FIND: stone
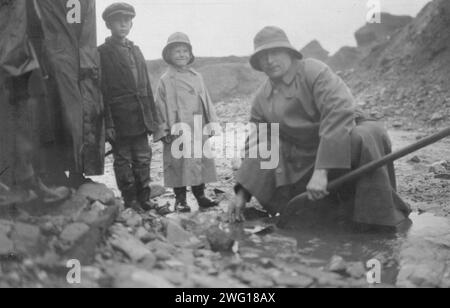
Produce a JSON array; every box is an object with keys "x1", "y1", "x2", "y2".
[
  {"x1": 146, "y1": 240, "x2": 177, "y2": 254},
  {"x1": 139, "y1": 253, "x2": 157, "y2": 269},
  {"x1": 193, "y1": 249, "x2": 221, "y2": 259},
  {"x1": 327, "y1": 255, "x2": 347, "y2": 273},
  {"x1": 429, "y1": 161, "x2": 447, "y2": 174},
  {"x1": 78, "y1": 183, "x2": 115, "y2": 205},
  {"x1": 135, "y1": 227, "x2": 156, "y2": 244},
  {"x1": 345, "y1": 262, "x2": 367, "y2": 279},
  {"x1": 62, "y1": 204, "x2": 119, "y2": 265},
  {"x1": 191, "y1": 274, "x2": 236, "y2": 288},
  {"x1": 154, "y1": 250, "x2": 172, "y2": 261},
  {"x1": 77, "y1": 202, "x2": 105, "y2": 225},
  {"x1": 397, "y1": 213, "x2": 450, "y2": 288},
  {"x1": 81, "y1": 266, "x2": 103, "y2": 281},
  {"x1": 53, "y1": 195, "x2": 90, "y2": 219},
  {"x1": 40, "y1": 221, "x2": 59, "y2": 236},
  {"x1": 0, "y1": 231, "x2": 13, "y2": 256},
  {"x1": 392, "y1": 121, "x2": 403, "y2": 128},
  {"x1": 150, "y1": 184, "x2": 167, "y2": 198},
  {"x1": 110, "y1": 226, "x2": 152, "y2": 262},
  {"x1": 260, "y1": 258, "x2": 277, "y2": 269},
  {"x1": 0, "y1": 182, "x2": 10, "y2": 194},
  {"x1": 0, "y1": 219, "x2": 12, "y2": 234},
  {"x1": 165, "y1": 259, "x2": 184, "y2": 268},
  {"x1": 195, "y1": 257, "x2": 216, "y2": 271},
  {"x1": 206, "y1": 226, "x2": 235, "y2": 252},
  {"x1": 10, "y1": 223, "x2": 43, "y2": 256},
  {"x1": 434, "y1": 173, "x2": 450, "y2": 180},
  {"x1": 60, "y1": 223, "x2": 90, "y2": 243},
  {"x1": 113, "y1": 266, "x2": 175, "y2": 288},
  {"x1": 164, "y1": 219, "x2": 198, "y2": 247},
  {"x1": 119, "y1": 209, "x2": 143, "y2": 228},
  {"x1": 294, "y1": 264, "x2": 345, "y2": 287},
  {"x1": 235, "y1": 271, "x2": 275, "y2": 288},
  {"x1": 430, "y1": 112, "x2": 445, "y2": 122},
  {"x1": 159, "y1": 271, "x2": 188, "y2": 287},
  {"x1": 273, "y1": 274, "x2": 314, "y2": 288},
  {"x1": 409, "y1": 156, "x2": 421, "y2": 163}
]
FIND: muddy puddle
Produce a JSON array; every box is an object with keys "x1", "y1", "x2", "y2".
[{"x1": 229, "y1": 212, "x2": 449, "y2": 287}]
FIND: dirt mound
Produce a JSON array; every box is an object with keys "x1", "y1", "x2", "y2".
[
  {"x1": 345, "y1": 0, "x2": 450, "y2": 127},
  {"x1": 300, "y1": 40, "x2": 330, "y2": 63},
  {"x1": 355, "y1": 13, "x2": 413, "y2": 47},
  {"x1": 328, "y1": 46, "x2": 362, "y2": 72},
  {"x1": 199, "y1": 63, "x2": 265, "y2": 102},
  {"x1": 146, "y1": 56, "x2": 265, "y2": 102}
]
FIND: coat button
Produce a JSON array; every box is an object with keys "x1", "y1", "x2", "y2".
[{"x1": 276, "y1": 168, "x2": 283, "y2": 174}]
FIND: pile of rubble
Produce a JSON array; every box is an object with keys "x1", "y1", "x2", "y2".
[{"x1": 0, "y1": 183, "x2": 119, "y2": 287}]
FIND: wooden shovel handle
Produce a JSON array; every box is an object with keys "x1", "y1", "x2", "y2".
[{"x1": 277, "y1": 127, "x2": 450, "y2": 228}]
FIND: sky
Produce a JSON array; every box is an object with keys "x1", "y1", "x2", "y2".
[{"x1": 96, "y1": 0, "x2": 431, "y2": 60}]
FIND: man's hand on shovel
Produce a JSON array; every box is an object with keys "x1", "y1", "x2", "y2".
[
  {"x1": 306, "y1": 169, "x2": 330, "y2": 201},
  {"x1": 278, "y1": 127, "x2": 450, "y2": 229}
]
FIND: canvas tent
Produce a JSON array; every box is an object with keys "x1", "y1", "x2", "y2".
[{"x1": 0, "y1": 0, "x2": 104, "y2": 186}]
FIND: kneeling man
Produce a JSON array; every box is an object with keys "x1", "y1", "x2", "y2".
[{"x1": 229, "y1": 26, "x2": 411, "y2": 228}]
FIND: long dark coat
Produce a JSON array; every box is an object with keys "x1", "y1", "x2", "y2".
[
  {"x1": 236, "y1": 59, "x2": 411, "y2": 227},
  {"x1": 98, "y1": 38, "x2": 161, "y2": 138},
  {"x1": 34, "y1": 0, "x2": 105, "y2": 176}
]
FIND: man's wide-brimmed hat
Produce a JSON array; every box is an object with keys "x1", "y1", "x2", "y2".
[
  {"x1": 102, "y1": 2, "x2": 136, "y2": 22},
  {"x1": 250, "y1": 26, "x2": 303, "y2": 71},
  {"x1": 162, "y1": 32, "x2": 195, "y2": 65}
]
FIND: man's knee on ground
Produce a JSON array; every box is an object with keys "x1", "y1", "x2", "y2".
[{"x1": 350, "y1": 121, "x2": 392, "y2": 165}]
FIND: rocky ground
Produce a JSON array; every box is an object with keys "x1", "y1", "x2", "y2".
[{"x1": 0, "y1": 97, "x2": 449, "y2": 288}]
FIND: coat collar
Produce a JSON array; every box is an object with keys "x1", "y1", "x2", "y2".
[
  {"x1": 106, "y1": 36, "x2": 134, "y2": 48},
  {"x1": 264, "y1": 60, "x2": 300, "y2": 98},
  {"x1": 167, "y1": 65, "x2": 198, "y2": 77}
]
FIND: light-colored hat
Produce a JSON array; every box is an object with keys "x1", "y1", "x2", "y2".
[
  {"x1": 162, "y1": 32, "x2": 195, "y2": 65},
  {"x1": 250, "y1": 26, "x2": 303, "y2": 71},
  {"x1": 102, "y1": 2, "x2": 136, "y2": 22}
]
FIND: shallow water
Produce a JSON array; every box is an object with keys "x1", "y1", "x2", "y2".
[{"x1": 236, "y1": 212, "x2": 450, "y2": 286}]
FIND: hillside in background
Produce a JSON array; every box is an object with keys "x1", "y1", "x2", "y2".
[
  {"x1": 146, "y1": 0, "x2": 449, "y2": 128},
  {"x1": 146, "y1": 57, "x2": 265, "y2": 102},
  {"x1": 303, "y1": 13, "x2": 414, "y2": 73},
  {"x1": 344, "y1": 0, "x2": 450, "y2": 126},
  {"x1": 300, "y1": 40, "x2": 329, "y2": 63}
]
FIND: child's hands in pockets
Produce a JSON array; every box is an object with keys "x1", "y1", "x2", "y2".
[{"x1": 106, "y1": 128, "x2": 116, "y2": 143}]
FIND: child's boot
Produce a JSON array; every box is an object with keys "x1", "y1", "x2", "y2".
[
  {"x1": 138, "y1": 186, "x2": 158, "y2": 211},
  {"x1": 174, "y1": 187, "x2": 190, "y2": 213},
  {"x1": 192, "y1": 184, "x2": 218, "y2": 209},
  {"x1": 123, "y1": 187, "x2": 140, "y2": 210}
]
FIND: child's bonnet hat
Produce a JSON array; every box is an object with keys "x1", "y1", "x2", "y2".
[{"x1": 162, "y1": 32, "x2": 195, "y2": 65}]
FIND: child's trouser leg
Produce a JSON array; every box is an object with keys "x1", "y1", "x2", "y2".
[
  {"x1": 130, "y1": 134, "x2": 152, "y2": 209},
  {"x1": 174, "y1": 187, "x2": 190, "y2": 213},
  {"x1": 113, "y1": 137, "x2": 137, "y2": 207},
  {"x1": 192, "y1": 184, "x2": 218, "y2": 209}
]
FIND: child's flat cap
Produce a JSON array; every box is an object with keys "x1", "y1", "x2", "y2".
[{"x1": 102, "y1": 2, "x2": 136, "y2": 21}]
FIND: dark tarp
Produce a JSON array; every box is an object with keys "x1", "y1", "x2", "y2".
[
  {"x1": 1, "y1": 0, "x2": 105, "y2": 186},
  {"x1": 36, "y1": 0, "x2": 105, "y2": 176},
  {"x1": 0, "y1": 0, "x2": 39, "y2": 184},
  {"x1": 0, "y1": 0, "x2": 39, "y2": 78}
]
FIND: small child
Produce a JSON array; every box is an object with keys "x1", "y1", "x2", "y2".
[
  {"x1": 155, "y1": 32, "x2": 218, "y2": 213},
  {"x1": 99, "y1": 3, "x2": 161, "y2": 211}
]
